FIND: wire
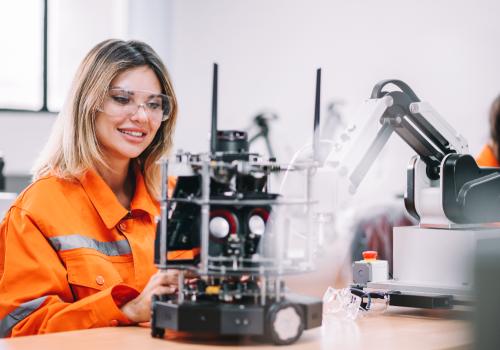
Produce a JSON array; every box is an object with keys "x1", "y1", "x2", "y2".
[
  {"x1": 274, "y1": 139, "x2": 338, "y2": 242},
  {"x1": 278, "y1": 139, "x2": 336, "y2": 194}
]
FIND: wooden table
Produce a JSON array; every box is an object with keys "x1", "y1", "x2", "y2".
[{"x1": 0, "y1": 307, "x2": 471, "y2": 350}]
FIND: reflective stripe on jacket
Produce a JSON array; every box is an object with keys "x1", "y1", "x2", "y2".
[{"x1": 0, "y1": 169, "x2": 173, "y2": 337}]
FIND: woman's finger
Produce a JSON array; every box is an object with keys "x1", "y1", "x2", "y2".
[{"x1": 153, "y1": 285, "x2": 177, "y2": 296}]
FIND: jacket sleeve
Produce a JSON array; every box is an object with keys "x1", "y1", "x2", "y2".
[
  {"x1": 168, "y1": 176, "x2": 177, "y2": 198},
  {"x1": 476, "y1": 144, "x2": 499, "y2": 167},
  {"x1": 0, "y1": 206, "x2": 140, "y2": 337}
]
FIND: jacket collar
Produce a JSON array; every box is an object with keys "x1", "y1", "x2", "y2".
[
  {"x1": 78, "y1": 167, "x2": 159, "y2": 229},
  {"x1": 131, "y1": 169, "x2": 160, "y2": 218}
]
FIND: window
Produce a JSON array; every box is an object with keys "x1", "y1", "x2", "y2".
[
  {"x1": 0, "y1": 1, "x2": 44, "y2": 110},
  {"x1": 47, "y1": 0, "x2": 127, "y2": 111},
  {"x1": 0, "y1": 0, "x2": 128, "y2": 112}
]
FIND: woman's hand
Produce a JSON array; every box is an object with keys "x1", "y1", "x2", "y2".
[{"x1": 120, "y1": 270, "x2": 178, "y2": 323}]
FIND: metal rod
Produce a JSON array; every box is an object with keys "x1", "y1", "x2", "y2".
[
  {"x1": 306, "y1": 165, "x2": 313, "y2": 267},
  {"x1": 200, "y1": 159, "x2": 211, "y2": 274},
  {"x1": 159, "y1": 159, "x2": 168, "y2": 268},
  {"x1": 177, "y1": 270, "x2": 185, "y2": 304},
  {"x1": 168, "y1": 198, "x2": 315, "y2": 206},
  {"x1": 276, "y1": 207, "x2": 285, "y2": 276},
  {"x1": 260, "y1": 273, "x2": 267, "y2": 306},
  {"x1": 275, "y1": 277, "x2": 282, "y2": 302},
  {"x1": 264, "y1": 134, "x2": 275, "y2": 158},
  {"x1": 313, "y1": 68, "x2": 321, "y2": 163},
  {"x1": 210, "y1": 63, "x2": 218, "y2": 154}
]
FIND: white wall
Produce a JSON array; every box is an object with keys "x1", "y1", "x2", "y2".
[
  {"x1": 0, "y1": 0, "x2": 173, "y2": 175},
  {"x1": 2, "y1": 0, "x2": 499, "y2": 203},
  {"x1": 0, "y1": 113, "x2": 55, "y2": 175},
  {"x1": 168, "y1": 0, "x2": 500, "y2": 201}
]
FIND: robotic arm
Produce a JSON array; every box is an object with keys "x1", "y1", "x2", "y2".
[{"x1": 336, "y1": 80, "x2": 500, "y2": 227}]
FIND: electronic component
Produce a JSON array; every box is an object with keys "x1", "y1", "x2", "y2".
[
  {"x1": 352, "y1": 251, "x2": 388, "y2": 286},
  {"x1": 344, "y1": 80, "x2": 500, "y2": 308},
  {"x1": 151, "y1": 64, "x2": 324, "y2": 345}
]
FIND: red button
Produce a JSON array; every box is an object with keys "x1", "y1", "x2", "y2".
[
  {"x1": 118, "y1": 222, "x2": 127, "y2": 231},
  {"x1": 362, "y1": 250, "x2": 378, "y2": 260},
  {"x1": 109, "y1": 319, "x2": 119, "y2": 327}
]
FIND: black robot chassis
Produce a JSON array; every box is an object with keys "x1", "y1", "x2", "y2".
[{"x1": 151, "y1": 64, "x2": 324, "y2": 345}]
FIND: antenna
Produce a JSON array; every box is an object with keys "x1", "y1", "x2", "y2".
[
  {"x1": 210, "y1": 63, "x2": 218, "y2": 154},
  {"x1": 313, "y1": 68, "x2": 321, "y2": 162}
]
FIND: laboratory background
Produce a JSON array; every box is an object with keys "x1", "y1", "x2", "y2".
[
  {"x1": 1, "y1": 0, "x2": 498, "y2": 196},
  {"x1": 1, "y1": 0, "x2": 500, "y2": 349}
]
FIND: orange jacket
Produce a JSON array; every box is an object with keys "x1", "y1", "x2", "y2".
[
  {"x1": 0, "y1": 169, "x2": 174, "y2": 337},
  {"x1": 476, "y1": 144, "x2": 499, "y2": 167}
]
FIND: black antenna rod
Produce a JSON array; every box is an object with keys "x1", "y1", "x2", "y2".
[
  {"x1": 210, "y1": 63, "x2": 218, "y2": 154},
  {"x1": 313, "y1": 68, "x2": 321, "y2": 162}
]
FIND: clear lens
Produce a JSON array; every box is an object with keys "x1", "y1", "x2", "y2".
[
  {"x1": 101, "y1": 88, "x2": 171, "y2": 122},
  {"x1": 322, "y1": 287, "x2": 362, "y2": 320}
]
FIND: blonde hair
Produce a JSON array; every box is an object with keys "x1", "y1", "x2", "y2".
[{"x1": 32, "y1": 39, "x2": 177, "y2": 199}]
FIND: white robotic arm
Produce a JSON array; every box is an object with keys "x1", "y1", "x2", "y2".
[
  {"x1": 332, "y1": 80, "x2": 500, "y2": 227},
  {"x1": 346, "y1": 80, "x2": 500, "y2": 307}
]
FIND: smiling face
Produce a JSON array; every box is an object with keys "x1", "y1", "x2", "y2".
[{"x1": 95, "y1": 65, "x2": 163, "y2": 164}]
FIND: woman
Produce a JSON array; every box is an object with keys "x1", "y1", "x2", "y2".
[
  {"x1": 477, "y1": 95, "x2": 500, "y2": 167},
  {"x1": 0, "y1": 39, "x2": 178, "y2": 337}
]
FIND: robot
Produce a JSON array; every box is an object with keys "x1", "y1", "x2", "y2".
[
  {"x1": 344, "y1": 80, "x2": 500, "y2": 308},
  {"x1": 151, "y1": 64, "x2": 323, "y2": 345}
]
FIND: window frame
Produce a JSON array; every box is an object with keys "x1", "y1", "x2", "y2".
[{"x1": 0, "y1": 0, "x2": 48, "y2": 113}]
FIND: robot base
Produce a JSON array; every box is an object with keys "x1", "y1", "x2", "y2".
[
  {"x1": 364, "y1": 281, "x2": 457, "y2": 309},
  {"x1": 355, "y1": 226, "x2": 500, "y2": 309},
  {"x1": 151, "y1": 294, "x2": 322, "y2": 345}
]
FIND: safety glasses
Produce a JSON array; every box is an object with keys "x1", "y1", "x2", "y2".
[{"x1": 99, "y1": 88, "x2": 172, "y2": 122}]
